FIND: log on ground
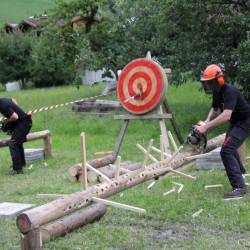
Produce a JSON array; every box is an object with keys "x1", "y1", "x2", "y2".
[
  {"x1": 68, "y1": 155, "x2": 116, "y2": 181},
  {"x1": 17, "y1": 134, "x2": 225, "y2": 234},
  {"x1": 41, "y1": 203, "x2": 106, "y2": 242},
  {"x1": 72, "y1": 100, "x2": 123, "y2": 112}
]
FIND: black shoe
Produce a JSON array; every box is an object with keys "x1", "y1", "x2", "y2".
[
  {"x1": 9, "y1": 169, "x2": 23, "y2": 175},
  {"x1": 224, "y1": 187, "x2": 247, "y2": 199}
]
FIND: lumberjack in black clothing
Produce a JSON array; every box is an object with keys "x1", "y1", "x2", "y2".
[
  {"x1": 195, "y1": 64, "x2": 250, "y2": 199},
  {"x1": 0, "y1": 98, "x2": 32, "y2": 175}
]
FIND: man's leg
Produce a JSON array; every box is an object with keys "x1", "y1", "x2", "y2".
[
  {"x1": 220, "y1": 134, "x2": 246, "y2": 189},
  {"x1": 9, "y1": 139, "x2": 23, "y2": 171},
  {"x1": 19, "y1": 144, "x2": 26, "y2": 167},
  {"x1": 8, "y1": 119, "x2": 31, "y2": 174},
  {"x1": 221, "y1": 122, "x2": 250, "y2": 198}
]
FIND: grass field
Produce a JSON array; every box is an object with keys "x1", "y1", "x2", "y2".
[
  {"x1": 0, "y1": 82, "x2": 249, "y2": 249},
  {"x1": 0, "y1": 0, "x2": 70, "y2": 26}
]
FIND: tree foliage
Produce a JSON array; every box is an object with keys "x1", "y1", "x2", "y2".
[
  {"x1": 31, "y1": 25, "x2": 75, "y2": 87},
  {"x1": 0, "y1": 0, "x2": 249, "y2": 96},
  {"x1": 80, "y1": 0, "x2": 250, "y2": 97},
  {"x1": 0, "y1": 31, "x2": 35, "y2": 88}
]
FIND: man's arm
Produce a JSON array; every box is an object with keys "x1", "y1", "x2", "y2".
[
  {"x1": 2, "y1": 112, "x2": 18, "y2": 124},
  {"x1": 195, "y1": 109, "x2": 232, "y2": 134},
  {"x1": 204, "y1": 107, "x2": 219, "y2": 123}
]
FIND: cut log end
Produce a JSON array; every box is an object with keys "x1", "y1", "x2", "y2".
[{"x1": 16, "y1": 213, "x2": 32, "y2": 234}]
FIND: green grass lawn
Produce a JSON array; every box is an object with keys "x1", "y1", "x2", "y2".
[
  {"x1": 0, "y1": 0, "x2": 71, "y2": 26},
  {"x1": 0, "y1": 82, "x2": 250, "y2": 249}
]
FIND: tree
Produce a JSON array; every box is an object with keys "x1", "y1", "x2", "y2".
[
  {"x1": 0, "y1": 31, "x2": 35, "y2": 88},
  {"x1": 75, "y1": 0, "x2": 169, "y2": 79},
  {"x1": 159, "y1": 0, "x2": 250, "y2": 94},
  {"x1": 79, "y1": 0, "x2": 250, "y2": 99},
  {"x1": 31, "y1": 25, "x2": 75, "y2": 87}
]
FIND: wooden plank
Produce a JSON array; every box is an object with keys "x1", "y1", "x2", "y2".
[
  {"x1": 92, "y1": 197, "x2": 146, "y2": 214},
  {"x1": 204, "y1": 184, "x2": 223, "y2": 190},
  {"x1": 114, "y1": 113, "x2": 172, "y2": 120},
  {"x1": 186, "y1": 152, "x2": 212, "y2": 160},
  {"x1": 169, "y1": 168, "x2": 196, "y2": 180},
  {"x1": 80, "y1": 132, "x2": 88, "y2": 191}
]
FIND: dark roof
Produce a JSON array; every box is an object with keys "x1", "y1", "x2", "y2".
[{"x1": 18, "y1": 17, "x2": 48, "y2": 29}]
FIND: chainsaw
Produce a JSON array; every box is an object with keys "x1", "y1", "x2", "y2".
[
  {"x1": 0, "y1": 118, "x2": 16, "y2": 135},
  {"x1": 186, "y1": 121, "x2": 207, "y2": 150}
]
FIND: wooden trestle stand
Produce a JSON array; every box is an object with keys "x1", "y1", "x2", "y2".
[
  {"x1": 112, "y1": 99, "x2": 183, "y2": 159},
  {"x1": 113, "y1": 52, "x2": 183, "y2": 159}
]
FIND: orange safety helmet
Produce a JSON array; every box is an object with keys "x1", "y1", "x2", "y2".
[{"x1": 200, "y1": 64, "x2": 224, "y2": 86}]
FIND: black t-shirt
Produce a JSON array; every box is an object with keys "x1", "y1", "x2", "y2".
[
  {"x1": 212, "y1": 83, "x2": 250, "y2": 124},
  {"x1": 0, "y1": 98, "x2": 28, "y2": 119}
]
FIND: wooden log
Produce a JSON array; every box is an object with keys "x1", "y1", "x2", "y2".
[
  {"x1": 0, "y1": 130, "x2": 52, "y2": 159},
  {"x1": 72, "y1": 100, "x2": 123, "y2": 112},
  {"x1": 68, "y1": 155, "x2": 116, "y2": 181},
  {"x1": 86, "y1": 163, "x2": 113, "y2": 184},
  {"x1": 16, "y1": 134, "x2": 225, "y2": 234},
  {"x1": 98, "y1": 162, "x2": 142, "y2": 183},
  {"x1": 41, "y1": 203, "x2": 107, "y2": 242},
  {"x1": 87, "y1": 171, "x2": 99, "y2": 183}
]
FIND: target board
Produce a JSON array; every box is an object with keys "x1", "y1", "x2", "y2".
[{"x1": 117, "y1": 58, "x2": 168, "y2": 114}]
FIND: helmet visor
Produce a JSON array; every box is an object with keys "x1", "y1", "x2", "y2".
[{"x1": 201, "y1": 79, "x2": 217, "y2": 94}]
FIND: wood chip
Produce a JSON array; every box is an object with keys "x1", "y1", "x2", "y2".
[
  {"x1": 147, "y1": 181, "x2": 156, "y2": 190},
  {"x1": 192, "y1": 209, "x2": 203, "y2": 218},
  {"x1": 163, "y1": 187, "x2": 175, "y2": 196},
  {"x1": 204, "y1": 184, "x2": 223, "y2": 190}
]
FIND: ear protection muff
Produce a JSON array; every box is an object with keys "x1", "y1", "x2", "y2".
[{"x1": 216, "y1": 70, "x2": 224, "y2": 86}]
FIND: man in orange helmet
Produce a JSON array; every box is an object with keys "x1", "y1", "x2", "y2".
[{"x1": 195, "y1": 64, "x2": 250, "y2": 199}]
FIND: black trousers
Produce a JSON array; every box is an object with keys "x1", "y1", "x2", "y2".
[
  {"x1": 220, "y1": 117, "x2": 250, "y2": 189},
  {"x1": 9, "y1": 117, "x2": 32, "y2": 171}
]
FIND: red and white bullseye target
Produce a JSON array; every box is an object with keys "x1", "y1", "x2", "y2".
[{"x1": 117, "y1": 58, "x2": 168, "y2": 114}]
